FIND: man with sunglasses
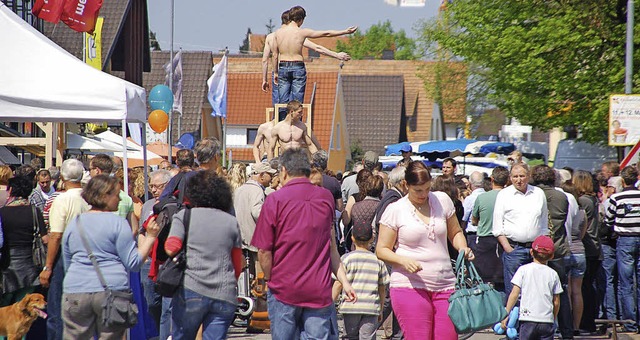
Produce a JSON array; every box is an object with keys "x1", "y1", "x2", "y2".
[{"x1": 137, "y1": 169, "x2": 173, "y2": 336}]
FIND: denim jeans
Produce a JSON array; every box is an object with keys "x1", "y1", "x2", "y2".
[
  {"x1": 141, "y1": 260, "x2": 169, "y2": 338},
  {"x1": 267, "y1": 290, "x2": 334, "y2": 340},
  {"x1": 580, "y1": 257, "x2": 601, "y2": 332},
  {"x1": 548, "y1": 257, "x2": 573, "y2": 338},
  {"x1": 271, "y1": 72, "x2": 278, "y2": 106},
  {"x1": 519, "y1": 321, "x2": 555, "y2": 340},
  {"x1": 616, "y1": 236, "x2": 640, "y2": 332},
  {"x1": 502, "y1": 245, "x2": 533, "y2": 300},
  {"x1": 598, "y1": 243, "x2": 619, "y2": 320},
  {"x1": 47, "y1": 258, "x2": 64, "y2": 340},
  {"x1": 277, "y1": 62, "x2": 306, "y2": 105},
  {"x1": 171, "y1": 287, "x2": 236, "y2": 340}
]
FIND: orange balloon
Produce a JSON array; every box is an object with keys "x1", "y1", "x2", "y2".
[{"x1": 149, "y1": 109, "x2": 169, "y2": 133}]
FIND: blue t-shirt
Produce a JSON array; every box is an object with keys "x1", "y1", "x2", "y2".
[{"x1": 62, "y1": 212, "x2": 143, "y2": 293}]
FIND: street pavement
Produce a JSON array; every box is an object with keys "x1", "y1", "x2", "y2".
[{"x1": 225, "y1": 325, "x2": 640, "y2": 339}]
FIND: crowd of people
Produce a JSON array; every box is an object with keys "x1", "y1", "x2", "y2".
[{"x1": 0, "y1": 137, "x2": 639, "y2": 340}]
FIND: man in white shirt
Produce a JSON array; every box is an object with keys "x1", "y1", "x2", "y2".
[
  {"x1": 462, "y1": 171, "x2": 485, "y2": 250},
  {"x1": 39, "y1": 159, "x2": 90, "y2": 340},
  {"x1": 492, "y1": 163, "x2": 549, "y2": 299}
]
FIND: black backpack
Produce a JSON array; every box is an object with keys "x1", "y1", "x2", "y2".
[{"x1": 152, "y1": 172, "x2": 188, "y2": 262}]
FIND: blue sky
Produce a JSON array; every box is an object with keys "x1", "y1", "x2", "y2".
[{"x1": 147, "y1": 0, "x2": 440, "y2": 53}]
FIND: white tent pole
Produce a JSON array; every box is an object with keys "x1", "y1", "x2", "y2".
[
  {"x1": 121, "y1": 119, "x2": 129, "y2": 195},
  {"x1": 222, "y1": 117, "x2": 227, "y2": 166},
  {"x1": 142, "y1": 123, "x2": 149, "y2": 200},
  {"x1": 167, "y1": 0, "x2": 175, "y2": 165}
]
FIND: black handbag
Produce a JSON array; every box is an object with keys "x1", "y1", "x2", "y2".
[
  {"x1": 76, "y1": 217, "x2": 138, "y2": 329},
  {"x1": 155, "y1": 208, "x2": 191, "y2": 297},
  {"x1": 31, "y1": 206, "x2": 46, "y2": 271}
]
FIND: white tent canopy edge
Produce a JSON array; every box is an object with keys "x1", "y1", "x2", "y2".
[{"x1": 0, "y1": 4, "x2": 149, "y2": 194}]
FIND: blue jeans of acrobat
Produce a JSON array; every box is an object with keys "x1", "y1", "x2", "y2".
[
  {"x1": 616, "y1": 236, "x2": 640, "y2": 332},
  {"x1": 502, "y1": 245, "x2": 533, "y2": 301},
  {"x1": 171, "y1": 287, "x2": 236, "y2": 340},
  {"x1": 277, "y1": 62, "x2": 306, "y2": 104},
  {"x1": 271, "y1": 72, "x2": 278, "y2": 106},
  {"x1": 267, "y1": 290, "x2": 334, "y2": 340}
]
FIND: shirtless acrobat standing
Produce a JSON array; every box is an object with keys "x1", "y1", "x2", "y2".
[
  {"x1": 253, "y1": 112, "x2": 323, "y2": 163},
  {"x1": 253, "y1": 121, "x2": 273, "y2": 163},
  {"x1": 261, "y1": 9, "x2": 352, "y2": 105},
  {"x1": 268, "y1": 100, "x2": 320, "y2": 160},
  {"x1": 271, "y1": 6, "x2": 356, "y2": 105}
]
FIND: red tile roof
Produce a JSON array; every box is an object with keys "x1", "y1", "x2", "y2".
[
  {"x1": 223, "y1": 56, "x2": 467, "y2": 143},
  {"x1": 227, "y1": 73, "x2": 273, "y2": 126}
]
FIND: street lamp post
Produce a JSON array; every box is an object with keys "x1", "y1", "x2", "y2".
[{"x1": 626, "y1": 0, "x2": 634, "y2": 95}]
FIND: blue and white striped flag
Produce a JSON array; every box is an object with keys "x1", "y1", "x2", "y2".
[{"x1": 207, "y1": 54, "x2": 228, "y2": 118}]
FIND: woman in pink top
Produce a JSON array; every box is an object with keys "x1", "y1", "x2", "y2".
[{"x1": 376, "y1": 161, "x2": 474, "y2": 340}]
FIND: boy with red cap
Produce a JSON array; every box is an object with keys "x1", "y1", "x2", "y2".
[{"x1": 501, "y1": 235, "x2": 563, "y2": 340}]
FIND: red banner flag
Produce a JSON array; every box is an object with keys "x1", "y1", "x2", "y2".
[
  {"x1": 32, "y1": 0, "x2": 64, "y2": 23},
  {"x1": 61, "y1": 0, "x2": 104, "y2": 33}
]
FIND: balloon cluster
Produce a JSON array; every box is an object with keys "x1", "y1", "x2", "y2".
[
  {"x1": 493, "y1": 306, "x2": 519, "y2": 339},
  {"x1": 148, "y1": 85, "x2": 173, "y2": 133}
]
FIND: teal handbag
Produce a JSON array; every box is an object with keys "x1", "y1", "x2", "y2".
[{"x1": 447, "y1": 252, "x2": 507, "y2": 334}]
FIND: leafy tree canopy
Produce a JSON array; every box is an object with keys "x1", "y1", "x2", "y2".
[
  {"x1": 337, "y1": 21, "x2": 418, "y2": 60},
  {"x1": 418, "y1": 0, "x2": 637, "y2": 143}
]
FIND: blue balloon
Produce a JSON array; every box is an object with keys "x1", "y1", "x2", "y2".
[
  {"x1": 507, "y1": 307, "x2": 519, "y2": 328},
  {"x1": 149, "y1": 85, "x2": 174, "y2": 113}
]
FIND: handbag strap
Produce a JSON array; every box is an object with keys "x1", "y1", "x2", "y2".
[
  {"x1": 454, "y1": 251, "x2": 484, "y2": 289},
  {"x1": 76, "y1": 216, "x2": 110, "y2": 291},
  {"x1": 31, "y1": 205, "x2": 40, "y2": 238}
]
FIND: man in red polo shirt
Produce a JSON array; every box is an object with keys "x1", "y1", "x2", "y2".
[{"x1": 252, "y1": 148, "x2": 356, "y2": 339}]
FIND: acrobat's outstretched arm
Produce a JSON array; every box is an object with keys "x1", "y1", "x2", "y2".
[
  {"x1": 303, "y1": 40, "x2": 351, "y2": 61},
  {"x1": 302, "y1": 26, "x2": 358, "y2": 39}
]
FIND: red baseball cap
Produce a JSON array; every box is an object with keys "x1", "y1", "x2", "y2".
[{"x1": 532, "y1": 235, "x2": 555, "y2": 255}]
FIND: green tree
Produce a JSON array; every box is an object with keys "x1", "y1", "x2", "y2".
[
  {"x1": 337, "y1": 21, "x2": 418, "y2": 60},
  {"x1": 347, "y1": 139, "x2": 364, "y2": 171},
  {"x1": 266, "y1": 19, "x2": 275, "y2": 34},
  {"x1": 418, "y1": 1, "x2": 638, "y2": 143},
  {"x1": 239, "y1": 28, "x2": 252, "y2": 54}
]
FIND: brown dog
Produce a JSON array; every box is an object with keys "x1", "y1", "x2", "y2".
[{"x1": 0, "y1": 293, "x2": 47, "y2": 340}]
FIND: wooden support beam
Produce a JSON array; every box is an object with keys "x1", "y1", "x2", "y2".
[{"x1": 0, "y1": 137, "x2": 47, "y2": 146}]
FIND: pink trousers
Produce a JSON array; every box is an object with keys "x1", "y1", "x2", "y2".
[{"x1": 390, "y1": 287, "x2": 457, "y2": 340}]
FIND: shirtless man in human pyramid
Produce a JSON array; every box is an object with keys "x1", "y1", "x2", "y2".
[
  {"x1": 271, "y1": 5, "x2": 356, "y2": 107},
  {"x1": 268, "y1": 100, "x2": 319, "y2": 160}
]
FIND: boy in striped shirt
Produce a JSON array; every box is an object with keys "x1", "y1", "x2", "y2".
[{"x1": 333, "y1": 224, "x2": 389, "y2": 339}]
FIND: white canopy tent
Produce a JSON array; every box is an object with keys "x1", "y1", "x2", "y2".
[
  {"x1": 0, "y1": 4, "x2": 149, "y2": 193},
  {"x1": 66, "y1": 132, "x2": 135, "y2": 153}
]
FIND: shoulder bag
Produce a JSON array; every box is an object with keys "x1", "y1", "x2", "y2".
[
  {"x1": 31, "y1": 205, "x2": 46, "y2": 271},
  {"x1": 155, "y1": 208, "x2": 191, "y2": 297},
  {"x1": 448, "y1": 252, "x2": 507, "y2": 334},
  {"x1": 76, "y1": 217, "x2": 138, "y2": 329}
]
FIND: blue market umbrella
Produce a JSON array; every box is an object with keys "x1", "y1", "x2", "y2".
[
  {"x1": 385, "y1": 142, "x2": 413, "y2": 156},
  {"x1": 416, "y1": 139, "x2": 478, "y2": 154},
  {"x1": 478, "y1": 142, "x2": 516, "y2": 155},
  {"x1": 416, "y1": 139, "x2": 477, "y2": 160}
]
